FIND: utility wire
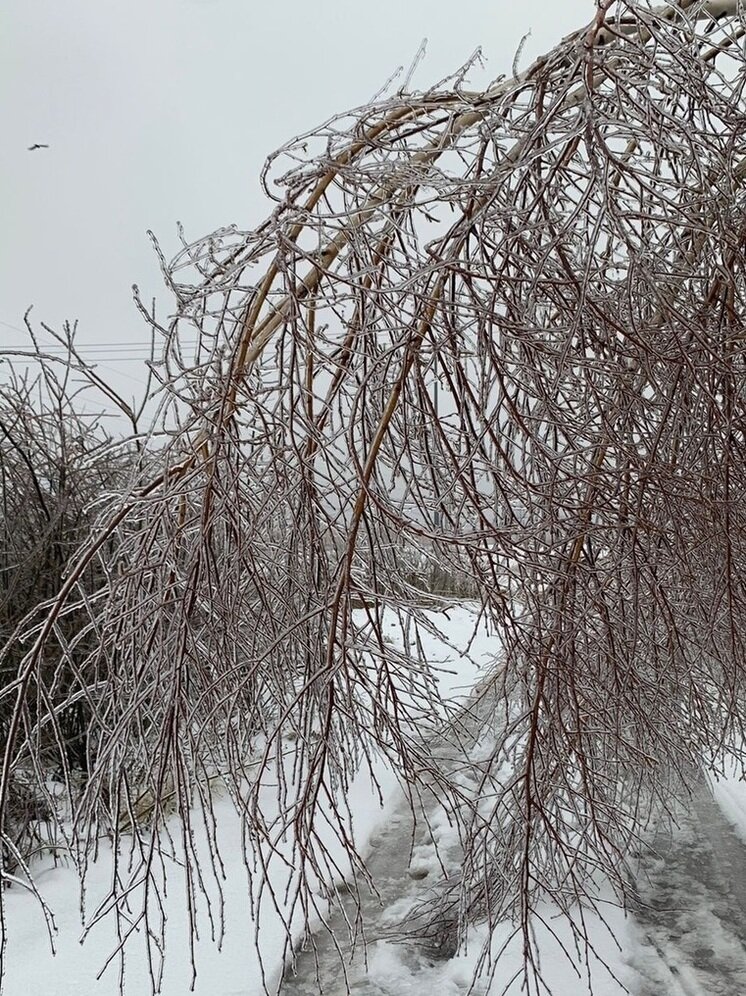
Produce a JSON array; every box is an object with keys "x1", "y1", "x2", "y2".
[
  {"x1": 3, "y1": 352, "x2": 159, "y2": 364},
  {"x1": 1, "y1": 319, "x2": 208, "y2": 356}
]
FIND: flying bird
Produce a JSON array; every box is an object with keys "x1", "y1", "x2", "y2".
[{"x1": 27, "y1": 143, "x2": 49, "y2": 151}]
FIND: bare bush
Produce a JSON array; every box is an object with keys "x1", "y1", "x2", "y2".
[
  {"x1": 4, "y1": 1, "x2": 746, "y2": 992},
  {"x1": 0, "y1": 321, "x2": 148, "y2": 866}
]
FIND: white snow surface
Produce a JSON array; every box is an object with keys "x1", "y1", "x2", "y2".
[
  {"x1": 2, "y1": 604, "x2": 644, "y2": 995},
  {"x1": 709, "y1": 758, "x2": 746, "y2": 846},
  {"x1": 361, "y1": 895, "x2": 635, "y2": 996}
]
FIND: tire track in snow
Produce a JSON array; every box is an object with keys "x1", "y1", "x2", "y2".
[
  {"x1": 631, "y1": 776, "x2": 746, "y2": 996},
  {"x1": 279, "y1": 606, "x2": 495, "y2": 995},
  {"x1": 278, "y1": 779, "x2": 478, "y2": 996}
]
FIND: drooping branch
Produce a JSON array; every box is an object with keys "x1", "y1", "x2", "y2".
[{"x1": 4, "y1": 2, "x2": 746, "y2": 992}]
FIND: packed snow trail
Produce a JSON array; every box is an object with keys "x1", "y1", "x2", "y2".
[
  {"x1": 281, "y1": 772, "x2": 746, "y2": 996},
  {"x1": 279, "y1": 762, "x2": 634, "y2": 996},
  {"x1": 280, "y1": 604, "x2": 636, "y2": 996},
  {"x1": 631, "y1": 775, "x2": 746, "y2": 996},
  {"x1": 279, "y1": 693, "x2": 633, "y2": 996},
  {"x1": 279, "y1": 778, "x2": 485, "y2": 996},
  {"x1": 280, "y1": 646, "x2": 498, "y2": 996}
]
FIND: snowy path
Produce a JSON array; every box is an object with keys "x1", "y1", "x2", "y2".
[
  {"x1": 280, "y1": 699, "x2": 632, "y2": 996},
  {"x1": 282, "y1": 771, "x2": 746, "y2": 996},
  {"x1": 279, "y1": 608, "x2": 498, "y2": 994},
  {"x1": 9, "y1": 598, "x2": 746, "y2": 996},
  {"x1": 279, "y1": 777, "x2": 483, "y2": 996},
  {"x1": 631, "y1": 776, "x2": 746, "y2": 996}
]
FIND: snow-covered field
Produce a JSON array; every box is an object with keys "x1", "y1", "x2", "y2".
[
  {"x1": 1, "y1": 605, "x2": 490, "y2": 995},
  {"x1": 5, "y1": 604, "x2": 746, "y2": 995}
]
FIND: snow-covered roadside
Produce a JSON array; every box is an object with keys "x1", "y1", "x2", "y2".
[
  {"x1": 709, "y1": 758, "x2": 746, "y2": 845},
  {"x1": 2, "y1": 604, "x2": 657, "y2": 996},
  {"x1": 284, "y1": 605, "x2": 640, "y2": 996},
  {"x1": 2, "y1": 751, "x2": 404, "y2": 996},
  {"x1": 0, "y1": 605, "x2": 492, "y2": 996}
]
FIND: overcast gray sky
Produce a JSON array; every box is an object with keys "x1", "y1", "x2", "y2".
[{"x1": 1, "y1": 0, "x2": 595, "y2": 409}]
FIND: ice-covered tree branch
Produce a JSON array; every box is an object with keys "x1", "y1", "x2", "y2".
[{"x1": 4, "y1": 2, "x2": 746, "y2": 992}]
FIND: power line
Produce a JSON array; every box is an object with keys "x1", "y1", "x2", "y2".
[
  {"x1": 3, "y1": 354, "x2": 162, "y2": 364},
  {"x1": 7, "y1": 344, "x2": 208, "y2": 354},
  {"x1": 0, "y1": 319, "x2": 32, "y2": 335},
  {"x1": 1, "y1": 319, "x2": 210, "y2": 355}
]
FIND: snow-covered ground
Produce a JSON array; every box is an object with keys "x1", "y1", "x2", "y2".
[
  {"x1": 5, "y1": 604, "x2": 746, "y2": 995},
  {"x1": 0, "y1": 605, "x2": 491, "y2": 995},
  {"x1": 281, "y1": 785, "x2": 636, "y2": 996},
  {"x1": 3, "y1": 725, "x2": 410, "y2": 996},
  {"x1": 630, "y1": 773, "x2": 746, "y2": 996}
]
